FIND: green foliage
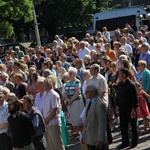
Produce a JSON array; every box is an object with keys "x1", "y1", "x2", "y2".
[
  {"x1": 0, "y1": 0, "x2": 34, "y2": 38},
  {"x1": 35, "y1": 0, "x2": 117, "y2": 35}
]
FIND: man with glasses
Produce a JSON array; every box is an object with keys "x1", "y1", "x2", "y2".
[{"x1": 82, "y1": 85, "x2": 108, "y2": 150}]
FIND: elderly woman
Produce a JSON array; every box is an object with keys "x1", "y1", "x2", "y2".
[
  {"x1": 55, "y1": 61, "x2": 67, "y2": 80},
  {"x1": 64, "y1": 67, "x2": 84, "y2": 134},
  {"x1": 83, "y1": 55, "x2": 91, "y2": 69},
  {"x1": 82, "y1": 70, "x2": 91, "y2": 99}
]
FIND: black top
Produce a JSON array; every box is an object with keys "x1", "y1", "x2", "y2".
[
  {"x1": 8, "y1": 112, "x2": 35, "y2": 148},
  {"x1": 14, "y1": 84, "x2": 26, "y2": 99},
  {"x1": 35, "y1": 57, "x2": 45, "y2": 70},
  {"x1": 116, "y1": 79, "x2": 138, "y2": 109}
]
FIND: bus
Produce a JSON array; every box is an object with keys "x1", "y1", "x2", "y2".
[{"x1": 93, "y1": 6, "x2": 150, "y2": 34}]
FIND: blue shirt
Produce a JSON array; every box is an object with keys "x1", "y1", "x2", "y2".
[
  {"x1": 0, "y1": 101, "x2": 9, "y2": 134},
  {"x1": 136, "y1": 71, "x2": 143, "y2": 84},
  {"x1": 91, "y1": 96, "x2": 97, "y2": 105},
  {"x1": 140, "y1": 50, "x2": 150, "y2": 65}
]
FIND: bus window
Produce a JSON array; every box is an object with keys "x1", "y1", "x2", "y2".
[{"x1": 95, "y1": 15, "x2": 136, "y2": 32}]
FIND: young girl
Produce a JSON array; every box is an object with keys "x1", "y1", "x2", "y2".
[{"x1": 136, "y1": 82, "x2": 150, "y2": 134}]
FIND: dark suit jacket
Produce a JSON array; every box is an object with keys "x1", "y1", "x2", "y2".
[
  {"x1": 14, "y1": 84, "x2": 26, "y2": 99},
  {"x1": 5, "y1": 81, "x2": 15, "y2": 93},
  {"x1": 82, "y1": 96, "x2": 107, "y2": 146}
]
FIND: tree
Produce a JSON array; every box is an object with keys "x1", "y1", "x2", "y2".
[
  {"x1": 0, "y1": 0, "x2": 33, "y2": 38},
  {"x1": 35, "y1": 0, "x2": 114, "y2": 35}
]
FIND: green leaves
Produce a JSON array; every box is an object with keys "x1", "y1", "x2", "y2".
[{"x1": 0, "y1": 0, "x2": 33, "y2": 38}]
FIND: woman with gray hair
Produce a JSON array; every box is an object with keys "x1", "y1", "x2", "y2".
[
  {"x1": 55, "y1": 61, "x2": 67, "y2": 80},
  {"x1": 82, "y1": 70, "x2": 91, "y2": 99},
  {"x1": 64, "y1": 67, "x2": 84, "y2": 135}
]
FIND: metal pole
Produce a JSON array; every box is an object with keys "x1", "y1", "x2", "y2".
[{"x1": 33, "y1": 6, "x2": 41, "y2": 46}]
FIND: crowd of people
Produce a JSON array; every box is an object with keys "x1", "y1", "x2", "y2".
[{"x1": 0, "y1": 24, "x2": 150, "y2": 150}]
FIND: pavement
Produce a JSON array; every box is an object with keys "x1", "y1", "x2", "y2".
[{"x1": 67, "y1": 120, "x2": 150, "y2": 150}]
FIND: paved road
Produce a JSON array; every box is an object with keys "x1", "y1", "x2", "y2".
[{"x1": 68, "y1": 121, "x2": 150, "y2": 150}]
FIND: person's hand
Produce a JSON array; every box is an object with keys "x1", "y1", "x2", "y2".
[
  {"x1": 96, "y1": 141, "x2": 103, "y2": 149},
  {"x1": 44, "y1": 118, "x2": 49, "y2": 125},
  {"x1": 131, "y1": 109, "x2": 136, "y2": 119},
  {"x1": 68, "y1": 99, "x2": 73, "y2": 106},
  {"x1": 109, "y1": 82, "x2": 112, "y2": 86}
]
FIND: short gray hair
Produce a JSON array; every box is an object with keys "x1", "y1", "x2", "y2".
[
  {"x1": 83, "y1": 70, "x2": 91, "y2": 77},
  {"x1": 87, "y1": 84, "x2": 98, "y2": 94},
  {"x1": 62, "y1": 72, "x2": 69, "y2": 78},
  {"x1": 68, "y1": 67, "x2": 77, "y2": 75}
]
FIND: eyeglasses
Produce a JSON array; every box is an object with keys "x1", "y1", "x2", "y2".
[{"x1": 69, "y1": 72, "x2": 74, "y2": 75}]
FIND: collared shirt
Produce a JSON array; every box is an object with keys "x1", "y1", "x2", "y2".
[
  {"x1": 88, "y1": 73, "x2": 108, "y2": 107},
  {"x1": 140, "y1": 50, "x2": 150, "y2": 65},
  {"x1": 78, "y1": 47, "x2": 90, "y2": 60},
  {"x1": 91, "y1": 96, "x2": 97, "y2": 105},
  {"x1": 42, "y1": 89, "x2": 61, "y2": 126},
  {"x1": 0, "y1": 101, "x2": 9, "y2": 134},
  {"x1": 136, "y1": 71, "x2": 143, "y2": 85},
  {"x1": 35, "y1": 92, "x2": 46, "y2": 113}
]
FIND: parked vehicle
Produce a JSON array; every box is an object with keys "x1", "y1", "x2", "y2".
[
  {"x1": 0, "y1": 43, "x2": 25, "y2": 52},
  {"x1": 30, "y1": 36, "x2": 55, "y2": 48},
  {"x1": 93, "y1": 6, "x2": 150, "y2": 34}
]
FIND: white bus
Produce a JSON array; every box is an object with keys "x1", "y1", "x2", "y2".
[{"x1": 93, "y1": 6, "x2": 150, "y2": 34}]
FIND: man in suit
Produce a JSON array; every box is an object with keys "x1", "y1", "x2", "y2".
[
  {"x1": 82, "y1": 85, "x2": 108, "y2": 150},
  {"x1": 0, "y1": 72, "x2": 14, "y2": 92}
]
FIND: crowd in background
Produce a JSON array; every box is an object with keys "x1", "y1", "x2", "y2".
[{"x1": 0, "y1": 24, "x2": 150, "y2": 150}]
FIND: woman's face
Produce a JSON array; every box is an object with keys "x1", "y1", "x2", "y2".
[
  {"x1": 69, "y1": 71, "x2": 76, "y2": 80},
  {"x1": 84, "y1": 57, "x2": 89, "y2": 64},
  {"x1": 63, "y1": 77, "x2": 69, "y2": 83},
  {"x1": 55, "y1": 62, "x2": 61, "y2": 69},
  {"x1": 100, "y1": 60, "x2": 106, "y2": 67},
  {"x1": 110, "y1": 65, "x2": 117, "y2": 72},
  {"x1": 83, "y1": 73, "x2": 90, "y2": 81},
  {"x1": 30, "y1": 74, "x2": 36, "y2": 81}
]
